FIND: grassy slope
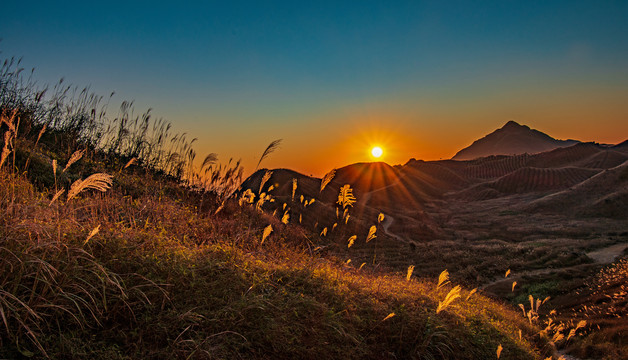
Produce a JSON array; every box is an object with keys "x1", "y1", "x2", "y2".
[
  {"x1": 550, "y1": 258, "x2": 628, "y2": 360},
  {"x1": 0, "y1": 54, "x2": 614, "y2": 359},
  {"x1": 0, "y1": 168, "x2": 551, "y2": 359}
]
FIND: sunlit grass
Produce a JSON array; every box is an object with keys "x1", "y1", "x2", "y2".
[
  {"x1": 0, "y1": 51, "x2": 588, "y2": 359},
  {"x1": 0, "y1": 163, "x2": 552, "y2": 358}
]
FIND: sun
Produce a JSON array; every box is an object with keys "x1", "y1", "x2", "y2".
[{"x1": 371, "y1": 146, "x2": 383, "y2": 158}]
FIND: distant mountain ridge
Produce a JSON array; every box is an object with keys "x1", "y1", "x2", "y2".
[
  {"x1": 452, "y1": 120, "x2": 579, "y2": 160},
  {"x1": 239, "y1": 122, "x2": 628, "y2": 243}
]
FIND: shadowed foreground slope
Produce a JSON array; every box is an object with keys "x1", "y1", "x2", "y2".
[{"x1": 0, "y1": 168, "x2": 551, "y2": 359}]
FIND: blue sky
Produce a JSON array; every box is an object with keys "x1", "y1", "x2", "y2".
[{"x1": 2, "y1": 1, "x2": 627, "y2": 175}]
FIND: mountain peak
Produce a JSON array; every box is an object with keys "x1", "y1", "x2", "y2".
[
  {"x1": 501, "y1": 120, "x2": 528, "y2": 130},
  {"x1": 452, "y1": 121, "x2": 579, "y2": 160}
]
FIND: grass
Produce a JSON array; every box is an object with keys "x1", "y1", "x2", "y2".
[
  {"x1": 0, "y1": 170, "x2": 552, "y2": 359},
  {"x1": 0, "y1": 118, "x2": 551, "y2": 358},
  {"x1": 0, "y1": 51, "x2": 593, "y2": 359},
  {"x1": 512, "y1": 281, "x2": 561, "y2": 306},
  {"x1": 552, "y1": 258, "x2": 628, "y2": 360}
]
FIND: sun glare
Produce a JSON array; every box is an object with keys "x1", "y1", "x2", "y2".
[{"x1": 371, "y1": 146, "x2": 383, "y2": 158}]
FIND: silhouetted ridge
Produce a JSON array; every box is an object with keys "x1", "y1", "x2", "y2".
[
  {"x1": 332, "y1": 162, "x2": 400, "y2": 196},
  {"x1": 612, "y1": 140, "x2": 628, "y2": 153},
  {"x1": 239, "y1": 168, "x2": 319, "y2": 196},
  {"x1": 502, "y1": 120, "x2": 528, "y2": 130},
  {"x1": 452, "y1": 121, "x2": 579, "y2": 160}
]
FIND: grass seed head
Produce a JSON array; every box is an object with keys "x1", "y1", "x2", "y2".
[
  {"x1": 67, "y1": 173, "x2": 113, "y2": 201},
  {"x1": 436, "y1": 285, "x2": 461, "y2": 314},
  {"x1": 261, "y1": 225, "x2": 273, "y2": 245},
  {"x1": 347, "y1": 235, "x2": 356, "y2": 248},
  {"x1": 406, "y1": 265, "x2": 414, "y2": 281},
  {"x1": 437, "y1": 269, "x2": 450, "y2": 289},
  {"x1": 320, "y1": 168, "x2": 336, "y2": 192},
  {"x1": 366, "y1": 225, "x2": 377, "y2": 243},
  {"x1": 63, "y1": 149, "x2": 85, "y2": 173}
]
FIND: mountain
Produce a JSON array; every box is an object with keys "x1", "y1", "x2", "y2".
[
  {"x1": 452, "y1": 121, "x2": 579, "y2": 160},
  {"x1": 237, "y1": 119, "x2": 628, "y2": 248},
  {"x1": 240, "y1": 139, "x2": 628, "y2": 229}
]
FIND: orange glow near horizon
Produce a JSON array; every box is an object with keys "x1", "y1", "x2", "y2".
[{"x1": 192, "y1": 88, "x2": 628, "y2": 179}]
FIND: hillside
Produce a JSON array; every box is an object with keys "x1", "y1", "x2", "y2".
[
  {"x1": 0, "y1": 129, "x2": 555, "y2": 360},
  {"x1": 525, "y1": 159, "x2": 628, "y2": 218},
  {"x1": 239, "y1": 127, "x2": 628, "y2": 359},
  {"x1": 2, "y1": 56, "x2": 623, "y2": 358},
  {"x1": 243, "y1": 138, "x2": 628, "y2": 251},
  {"x1": 0, "y1": 70, "x2": 562, "y2": 359},
  {"x1": 452, "y1": 121, "x2": 578, "y2": 160}
]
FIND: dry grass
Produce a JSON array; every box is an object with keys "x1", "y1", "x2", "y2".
[
  {"x1": 0, "y1": 50, "x2": 592, "y2": 358},
  {"x1": 0, "y1": 173, "x2": 158, "y2": 358},
  {"x1": 0, "y1": 164, "x2": 556, "y2": 359},
  {"x1": 0, "y1": 110, "x2": 17, "y2": 169},
  {"x1": 256, "y1": 138, "x2": 282, "y2": 170},
  {"x1": 337, "y1": 184, "x2": 357, "y2": 208},
  {"x1": 366, "y1": 225, "x2": 377, "y2": 243},
  {"x1": 438, "y1": 269, "x2": 451, "y2": 289},
  {"x1": 320, "y1": 168, "x2": 336, "y2": 192},
  {"x1": 551, "y1": 258, "x2": 628, "y2": 359},
  {"x1": 66, "y1": 173, "x2": 113, "y2": 201},
  {"x1": 436, "y1": 285, "x2": 461, "y2": 314},
  {"x1": 62, "y1": 149, "x2": 84, "y2": 172},
  {"x1": 261, "y1": 224, "x2": 273, "y2": 244}
]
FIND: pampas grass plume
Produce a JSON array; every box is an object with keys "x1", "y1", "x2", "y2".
[
  {"x1": 366, "y1": 225, "x2": 377, "y2": 243},
  {"x1": 67, "y1": 173, "x2": 113, "y2": 201},
  {"x1": 436, "y1": 285, "x2": 461, "y2": 314},
  {"x1": 261, "y1": 225, "x2": 273, "y2": 245},
  {"x1": 437, "y1": 269, "x2": 450, "y2": 289},
  {"x1": 320, "y1": 168, "x2": 336, "y2": 192},
  {"x1": 347, "y1": 235, "x2": 356, "y2": 248},
  {"x1": 63, "y1": 149, "x2": 85, "y2": 172}
]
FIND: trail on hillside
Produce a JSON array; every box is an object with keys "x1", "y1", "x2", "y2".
[
  {"x1": 481, "y1": 242, "x2": 628, "y2": 290},
  {"x1": 358, "y1": 173, "x2": 417, "y2": 245},
  {"x1": 380, "y1": 213, "x2": 409, "y2": 243}
]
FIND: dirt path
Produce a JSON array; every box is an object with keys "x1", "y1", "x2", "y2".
[
  {"x1": 380, "y1": 213, "x2": 407, "y2": 243},
  {"x1": 359, "y1": 173, "x2": 418, "y2": 245},
  {"x1": 481, "y1": 242, "x2": 628, "y2": 290},
  {"x1": 358, "y1": 174, "x2": 410, "y2": 243},
  {"x1": 586, "y1": 243, "x2": 628, "y2": 263}
]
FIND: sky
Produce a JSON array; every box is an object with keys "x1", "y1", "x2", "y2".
[{"x1": 1, "y1": 1, "x2": 627, "y2": 176}]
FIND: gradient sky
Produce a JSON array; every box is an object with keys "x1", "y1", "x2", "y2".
[{"x1": 1, "y1": 1, "x2": 627, "y2": 176}]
